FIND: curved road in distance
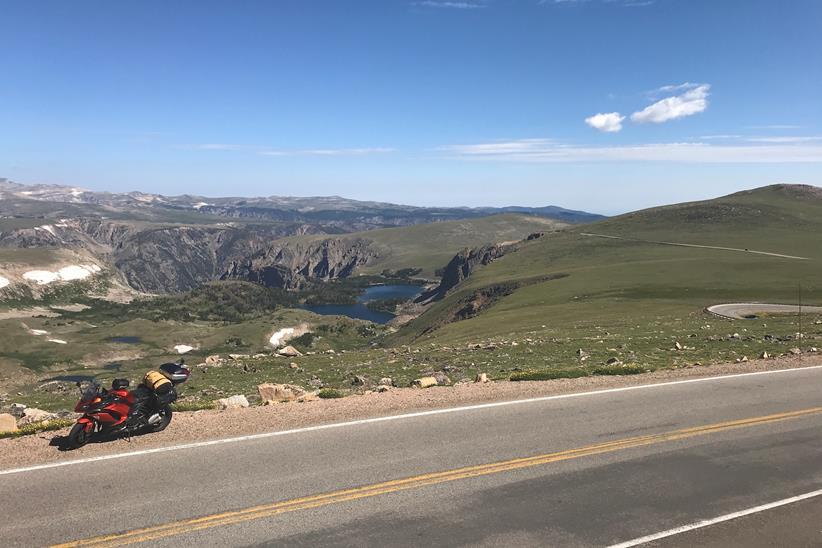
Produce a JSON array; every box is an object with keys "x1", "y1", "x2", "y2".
[
  {"x1": 707, "y1": 303, "x2": 822, "y2": 320},
  {"x1": 2, "y1": 366, "x2": 822, "y2": 547},
  {"x1": 580, "y1": 233, "x2": 810, "y2": 260}
]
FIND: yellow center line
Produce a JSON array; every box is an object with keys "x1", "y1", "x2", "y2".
[{"x1": 52, "y1": 406, "x2": 822, "y2": 548}]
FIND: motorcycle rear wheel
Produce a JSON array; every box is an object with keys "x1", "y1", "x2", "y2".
[
  {"x1": 67, "y1": 423, "x2": 91, "y2": 449},
  {"x1": 147, "y1": 405, "x2": 172, "y2": 433}
]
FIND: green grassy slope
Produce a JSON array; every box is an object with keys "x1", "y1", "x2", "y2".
[
  {"x1": 394, "y1": 184, "x2": 822, "y2": 345},
  {"x1": 285, "y1": 214, "x2": 566, "y2": 277}
]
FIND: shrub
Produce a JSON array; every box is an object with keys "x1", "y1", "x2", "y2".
[
  {"x1": 510, "y1": 369, "x2": 589, "y2": 381},
  {"x1": 318, "y1": 388, "x2": 345, "y2": 399},
  {"x1": 172, "y1": 400, "x2": 215, "y2": 412},
  {"x1": 592, "y1": 364, "x2": 647, "y2": 376},
  {"x1": 290, "y1": 332, "x2": 315, "y2": 348},
  {"x1": 0, "y1": 418, "x2": 75, "y2": 439}
]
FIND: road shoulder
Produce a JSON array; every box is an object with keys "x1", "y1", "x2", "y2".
[{"x1": 1, "y1": 354, "x2": 820, "y2": 471}]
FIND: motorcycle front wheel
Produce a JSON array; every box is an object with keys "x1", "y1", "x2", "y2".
[
  {"x1": 147, "y1": 405, "x2": 172, "y2": 433},
  {"x1": 67, "y1": 422, "x2": 91, "y2": 449}
]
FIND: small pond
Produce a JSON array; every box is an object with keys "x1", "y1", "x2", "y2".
[{"x1": 109, "y1": 336, "x2": 142, "y2": 344}]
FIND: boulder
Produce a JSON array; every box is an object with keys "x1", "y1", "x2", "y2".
[
  {"x1": 789, "y1": 348, "x2": 802, "y2": 355},
  {"x1": 298, "y1": 391, "x2": 319, "y2": 403},
  {"x1": 412, "y1": 377, "x2": 438, "y2": 389},
  {"x1": 205, "y1": 354, "x2": 222, "y2": 365},
  {"x1": 674, "y1": 342, "x2": 683, "y2": 350},
  {"x1": 257, "y1": 383, "x2": 306, "y2": 404},
  {"x1": 475, "y1": 373, "x2": 489, "y2": 383},
  {"x1": 433, "y1": 372, "x2": 451, "y2": 386},
  {"x1": 289, "y1": 362, "x2": 299, "y2": 369},
  {"x1": 308, "y1": 377, "x2": 323, "y2": 388},
  {"x1": 216, "y1": 395, "x2": 250, "y2": 410},
  {"x1": 351, "y1": 375, "x2": 367, "y2": 386},
  {"x1": 18, "y1": 408, "x2": 59, "y2": 426},
  {"x1": 0, "y1": 413, "x2": 17, "y2": 433},
  {"x1": 278, "y1": 345, "x2": 303, "y2": 357},
  {"x1": 379, "y1": 377, "x2": 395, "y2": 387},
  {"x1": 10, "y1": 403, "x2": 26, "y2": 418},
  {"x1": 760, "y1": 351, "x2": 770, "y2": 359},
  {"x1": 375, "y1": 385, "x2": 391, "y2": 393},
  {"x1": 605, "y1": 357, "x2": 622, "y2": 365},
  {"x1": 228, "y1": 353, "x2": 250, "y2": 360}
]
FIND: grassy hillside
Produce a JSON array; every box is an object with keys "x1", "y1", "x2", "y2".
[
  {"x1": 5, "y1": 185, "x2": 822, "y2": 414},
  {"x1": 285, "y1": 214, "x2": 566, "y2": 278},
  {"x1": 393, "y1": 185, "x2": 822, "y2": 350}
]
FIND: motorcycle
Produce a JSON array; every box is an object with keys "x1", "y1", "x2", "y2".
[{"x1": 67, "y1": 361, "x2": 191, "y2": 449}]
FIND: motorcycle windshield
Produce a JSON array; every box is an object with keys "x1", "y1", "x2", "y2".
[{"x1": 81, "y1": 381, "x2": 101, "y2": 401}]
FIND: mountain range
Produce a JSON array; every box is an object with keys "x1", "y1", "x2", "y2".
[{"x1": 0, "y1": 178, "x2": 600, "y2": 296}]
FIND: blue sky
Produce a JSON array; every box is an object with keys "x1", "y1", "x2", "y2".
[{"x1": 2, "y1": 0, "x2": 820, "y2": 214}]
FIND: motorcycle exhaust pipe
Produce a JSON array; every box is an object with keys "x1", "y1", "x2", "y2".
[{"x1": 147, "y1": 413, "x2": 162, "y2": 425}]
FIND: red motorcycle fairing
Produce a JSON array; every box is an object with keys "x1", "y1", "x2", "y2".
[
  {"x1": 76, "y1": 417, "x2": 94, "y2": 432},
  {"x1": 75, "y1": 388, "x2": 135, "y2": 426}
]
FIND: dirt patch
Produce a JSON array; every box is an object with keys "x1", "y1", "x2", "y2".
[
  {"x1": 50, "y1": 303, "x2": 91, "y2": 312},
  {"x1": 1, "y1": 354, "x2": 820, "y2": 471},
  {"x1": 0, "y1": 307, "x2": 61, "y2": 320}
]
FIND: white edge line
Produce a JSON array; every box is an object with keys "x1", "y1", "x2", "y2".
[
  {"x1": 608, "y1": 488, "x2": 822, "y2": 547},
  {"x1": 2, "y1": 364, "x2": 822, "y2": 477}
]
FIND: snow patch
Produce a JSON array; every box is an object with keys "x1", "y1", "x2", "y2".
[
  {"x1": 269, "y1": 325, "x2": 311, "y2": 348},
  {"x1": 269, "y1": 327, "x2": 296, "y2": 347},
  {"x1": 35, "y1": 225, "x2": 57, "y2": 236},
  {"x1": 57, "y1": 265, "x2": 93, "y2": 281},
  {"x1": 70, "y1": 188, "x2": 83, "y2": 197},
  {"x1": 0, "y1": 275, "x2": 9, "y2": 289},
  {"x1": 193, "y1": 202, "x2": 211, "y2": 209},
  {"x1": 30, "y1": 329, "x2": 49, "y2": 335},
  {"x1": 23, "y1": 264, "x2": 102, "y2": 285},
  {"x1": 47, "y1": 339, "x2": 68, "y2": 344},
  {"x1": 23, "y1": 270, "x2": 60, "y2": 285},
  {"x1": 174, "y1": 344, "x2": 195, "y2": 354}
]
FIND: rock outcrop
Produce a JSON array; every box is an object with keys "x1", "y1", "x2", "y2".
[
  {"x1": 416, "y1": 243, "x2": 517, "y2": 303},
  {"x1": 221, "y1": 237, "x2": 379, "y2": 289}
]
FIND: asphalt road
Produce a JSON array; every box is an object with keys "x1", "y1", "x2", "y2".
[
  {"x1": 706, "y1": 303, "x2": 822, "y2": 320},
  {"x1": 2, "y1": 367, "x2": 822, "y2": 547}
]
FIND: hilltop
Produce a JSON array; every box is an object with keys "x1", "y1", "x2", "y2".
[{"x1": 392, "y1": 184, "x2": 822, "y2": 347}]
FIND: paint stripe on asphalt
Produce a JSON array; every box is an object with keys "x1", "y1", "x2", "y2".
[
  {"x1": 608, "y1": 488, "x2": 822, "y2": 547},
  {"x1": 2, "y1": 364, "x2": 822, "y2": 477},
  {"x1": 52, "y1": 407, "x2": 822, "y2": 547}
]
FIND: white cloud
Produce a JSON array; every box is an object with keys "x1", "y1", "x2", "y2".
[
  {"x1": 699, "y1": 134, "x2": 742, "y2": 140},
  {"x1": 747, "y1": 125, "x2": 801, "y2": 130},
  {"x1": 745, "y1": 136, "x2": 822, "y2": 144},
  {"x1": 441, "y1": 138, "x2": 822, "y2": 163},
  {"x1": 260, "y1": 147, "x2": 395, "y2": 157},
  {"x1": 631, "y1": 84, "x2": 710, "y2": 124},
  {"x1": 584, "y1": 112, "x2": 625, "y2": 133}
]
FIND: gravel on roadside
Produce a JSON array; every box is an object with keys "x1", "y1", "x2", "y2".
[{"x1": 1, "y1": 354, "x2": 820, "y2": 471}]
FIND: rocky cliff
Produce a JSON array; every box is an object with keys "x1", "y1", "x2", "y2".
[
  {"x1": 221, "y1": 237, "x2": 380, "y2": 289},
  {"x1": 0, "y1": 219, "x2": 330, "y2": 293},
  {"x1": 415, "y1": 243, "x2": 517, "y2": 304},
  {"x1": 415, "y1": 232, "x2": 545, "y2": 303}
]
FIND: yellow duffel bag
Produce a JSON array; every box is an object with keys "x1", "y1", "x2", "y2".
[{"x1": 144, "y1": 370, "x2": 172, "y2": 392}]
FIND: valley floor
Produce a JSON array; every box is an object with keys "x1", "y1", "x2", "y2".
[{"x1": 2, "y1": 353, "x2": 820, "y2": 472}]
